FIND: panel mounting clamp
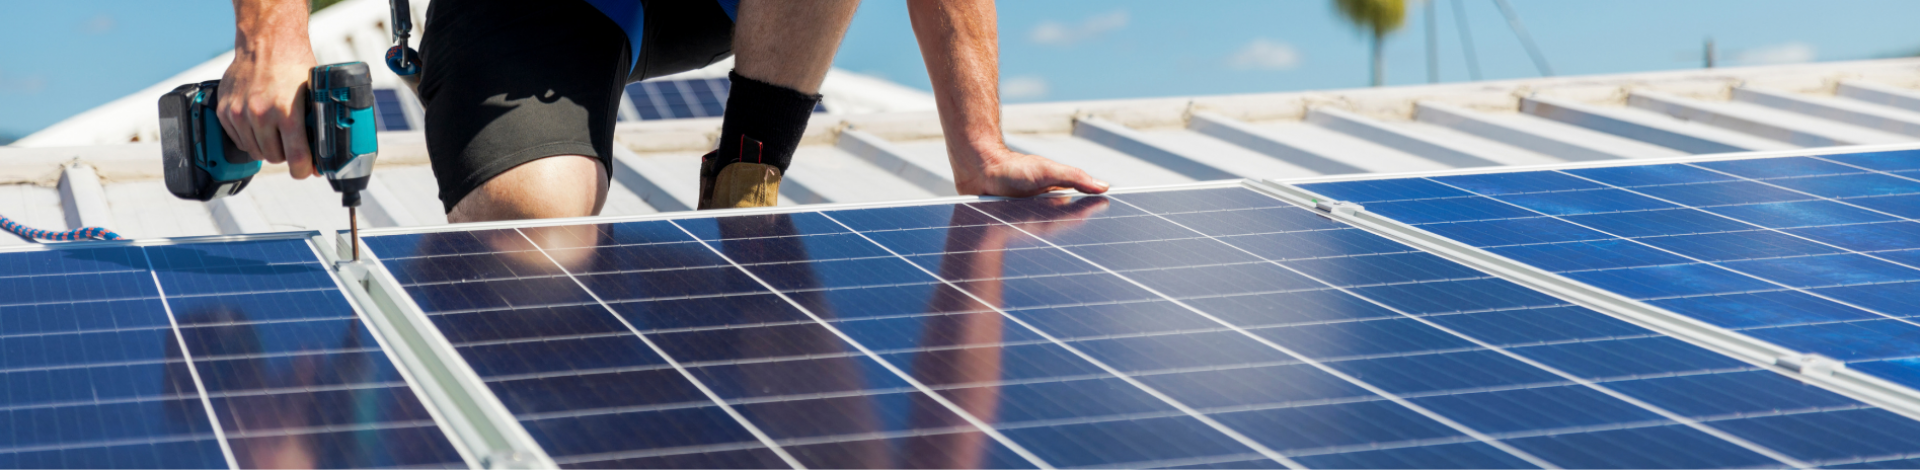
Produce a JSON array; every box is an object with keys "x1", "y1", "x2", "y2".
[
  {"x1": 1776, "y1": 354, "x2": 1845, "y2": 378},
  {"x1": 1312, "y1": 198, "x2": 1363, "y2": 216}
]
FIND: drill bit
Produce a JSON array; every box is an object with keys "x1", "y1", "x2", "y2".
[{"x1": 350, "y1": 206, "x2": 360, "y2": 261}]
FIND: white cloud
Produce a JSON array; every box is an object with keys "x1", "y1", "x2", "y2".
[
  {"x1": 0, "y1": 70, "x2": 47, "y2": 95},
  {"x1": 1735, "y1": 42, "x2": 1816, "y2": 65},
  {"x1": 1229, "y1": 39, "x2": 1301, "y2": 70},
  {"x1": 82, "y1": 14, "x2": 115, "y2": 35},
  {"x1": 1030, "y1": 10, "x2": 1128, "y2": 46},
  {"x1": 1002, "y1": 76, "x2": 1049, "y2": 100}
]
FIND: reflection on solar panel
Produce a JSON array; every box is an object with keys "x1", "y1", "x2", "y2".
[
  {"x1": 13, "y1": 147, "x2": 1920, "y2": 468},
  {"x1": 362, "y1": 183, "x2": 1920, "y2": 468},
  {"x1": 1303, "y1": 150, "x2": 1920, "y2": 399},
  {"x1": 372, "y1": 89, "x2": 412, "y2": 132},
  {"x1": 623, "y1": 78, "x2": 826, "y2": 121},
  {"x1": 0, "y1": 239, "x2": 463, "y2": 468}
]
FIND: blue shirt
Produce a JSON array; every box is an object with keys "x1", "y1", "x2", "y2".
[{"x1": 581, "y1": 0, "x2": 741, "y2": 76}]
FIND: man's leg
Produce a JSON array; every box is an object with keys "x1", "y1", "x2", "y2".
[
  {"x1": 418, "y1": 0, "x2": 627, "y2": 223},
  {"x1": 447, "y1": 156, "x2": 608, "y2": 223},
  {"x1": 733, "y1": 0, "x2": 861, "y2": 95},
  {"x1": 697, "y1": 0, "x2": 860, "y2": 209}
]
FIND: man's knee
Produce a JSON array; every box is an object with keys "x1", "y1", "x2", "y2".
[{"x1": 447, "y1": 155, "x2": 608, "y2": 223}]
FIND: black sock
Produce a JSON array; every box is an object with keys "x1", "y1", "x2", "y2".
[{"x1": 706, "y1": 71, "x2": 821, "y2": 178}]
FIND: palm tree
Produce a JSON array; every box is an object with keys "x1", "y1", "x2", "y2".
[
  {"x1": 1335, "y1": 0, "x2": 1408, "y2": 87},
  {"x1": 311, "y1": 0, "x2": 347, "y2": 13}
]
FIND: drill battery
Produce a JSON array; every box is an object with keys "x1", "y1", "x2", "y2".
[{"x1": 157, "y1": 80, "x2": 261, "y2": 201}]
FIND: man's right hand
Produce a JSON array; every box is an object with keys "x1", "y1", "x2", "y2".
[{"x1": 219, "y1": 0, "x2": 319, "y2": 179}]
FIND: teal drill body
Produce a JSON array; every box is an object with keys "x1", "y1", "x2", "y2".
[{"x1": 158, "y1": 61, "x2": 379, "y2": 207}]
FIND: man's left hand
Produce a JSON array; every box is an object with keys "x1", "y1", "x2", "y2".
[{"x1": 952, "y1": 146, "x2": 1109, "y2": 198}]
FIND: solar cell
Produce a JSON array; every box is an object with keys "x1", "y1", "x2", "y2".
[
  {"x1": 361, "y1": 184, "x2": 1920, "y2": 468},
  {"x1": 653, "y1": 81, "x2": 696, "y2": 119},
  {"x1": 0, "y1": 239, "x2": 463, "y2": 469},
  {"x1": 686, "y1": 79, "x2": 726, "y2": 117},
  {"x1": 1304, "y1": 151, "x2": 1920, "y2": 399},
  {"x1": 371, "y1": 89, "x2": 412, "y2": 132}
]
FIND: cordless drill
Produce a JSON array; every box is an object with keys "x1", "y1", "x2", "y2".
[{"x1": 158, "y1": 62, "x2": 378, "y2": 259}]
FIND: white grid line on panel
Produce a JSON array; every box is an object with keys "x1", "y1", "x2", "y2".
[
  {"x1": 461, "y1": 324, "x2": 1780, "y2": 397},
  {"x1": 1436, "y1": 220, "x2": 1920, "y2": 252},
  {"x1": 379, "y1": 229, "x2": 1430, "y2": 288},
  {"x1": 499, "y1": 361, "x2": 1785, "y2": 448},
  {"x1": 395, "y1": 277, "x2": 1508, "y2": 319},
  {"x1": 444, "y1": 304, "x2": 1678, "y2": 370},
  {"x1": 0, "y1": 433, "x2": 226, "y2": 458},
  {"x1": 0, "y1": 267, "x2": 147, "y2": 281}
]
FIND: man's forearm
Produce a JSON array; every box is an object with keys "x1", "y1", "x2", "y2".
[
  {"x1": 907, "y1": 0, "x2": 1006, "y2": 164},
  {"x1": 233, "y1": 0, "x2": 313, "y2": 57},
  {"x1": 901, "y1": 0, "x2": 1108, "y2": 197}
]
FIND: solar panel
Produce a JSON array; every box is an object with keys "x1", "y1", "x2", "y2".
[
  {"x1": 622, "y1": 78, "x2": 826, "y2": 122},
  {"x1": 0, "y1": 239, "x2": 464, "y2": 469},
  {"x1": 361, "y1": 184, "x2": 1920, "y2": 468},
  {"x1": 1302, "y1": 150, "x2": 1920, "y2": 398},
  {"x1": 372, "y1": 89, "x2": 413, "y2": 132}
]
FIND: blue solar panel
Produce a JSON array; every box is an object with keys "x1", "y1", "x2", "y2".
[
  {"x1": 366, "y1": 184, "x2": 1920, "y2": 468},
  {"x1": 0, "y1": 240, "x2": 462, "y2": 469},
  {"x1": 623, "y1": 78, "x2": 825, "y2": 122},
  {"x1": 371, "y1": 89, "x2": 412, "y2": 132},
  {"x1": 685, "y1": 79, "x2": 726, "y2": 117},
  {"x1": 624, "y1": 82, "x2": 665, "y2": 121},
  {"x1": 1304, "y1": 151, "x2": 1920, "y2": 398}
]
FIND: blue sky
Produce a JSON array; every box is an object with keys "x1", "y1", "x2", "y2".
[{"x1": 5, "y1": 1, "x2": 1920, "y2": 141}]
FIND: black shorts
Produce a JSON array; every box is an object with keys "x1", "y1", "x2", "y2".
[{"x1": 417, "y1": 0, "x2": 735, "y2": 212}]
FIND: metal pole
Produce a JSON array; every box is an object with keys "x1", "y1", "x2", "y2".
[
  {"x1": 1373, "y1": 35, "x2": 1385, "y2": 87},
  {"x1": 1491, "y1": 0, "x2": 1554, "y2": 76},
  {"x1": 1705, "y1": 37, "x2": 1717, "y2": 68},
  {"x1": 1427, "y1": 0, "x2": 1440, "y2": 83},
  {"x1": 1451, "y1": 0, "x2": 1483, "y2": 80}
]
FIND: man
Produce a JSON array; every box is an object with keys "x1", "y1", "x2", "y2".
[{"x1": 217, "y1": 0, "x2": 1109, "y2": 222}]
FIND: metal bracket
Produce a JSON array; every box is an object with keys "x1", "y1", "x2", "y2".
[
  {"x1": 317, "y1": 233, "x2": 558, "y2": 469},
  {"x1": 1312, "y1": 198, "x2": 1363, "y2": 216},
  {"x1": 1776, "y1": 354, "x2": 1845, "y2": 378}
]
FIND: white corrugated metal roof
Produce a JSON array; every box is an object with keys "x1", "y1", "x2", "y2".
[{"x1": 9, "y1": 0, "x2": 1920, "y2": 245}]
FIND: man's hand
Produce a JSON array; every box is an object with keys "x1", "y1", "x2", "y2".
[
  {"x1": 909, "y1": 0, "x2": 1111, "y2": 199},
  {"x1": 218, "y1": 0, "x2": 318, "y2": 179},
  {"x1": 952, "y1": 146, "x2": 1108, "y2": 197}
]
